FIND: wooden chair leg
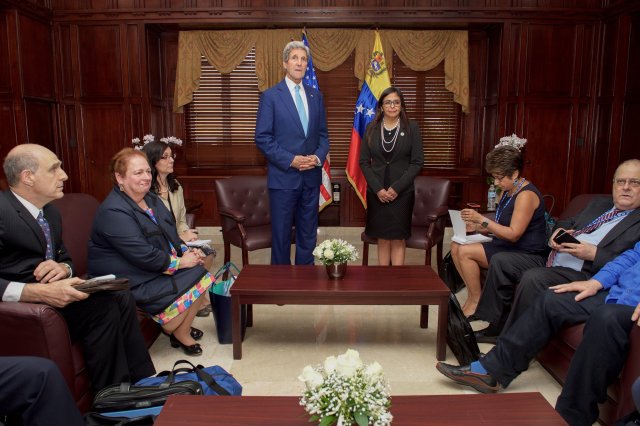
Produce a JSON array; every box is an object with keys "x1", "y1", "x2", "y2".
[
  {"x1": 362, "y1": 242, "x2": 369, "y2": 266},
  {"x1": 224, "y1": 242, "x2": 231, "y2": 264},
  {"x1": 240, "y1": 249, "x2": 253, "y2": 327},
  {"x1": 420, "y1": 305, "x2": 429, "y2": 328}
]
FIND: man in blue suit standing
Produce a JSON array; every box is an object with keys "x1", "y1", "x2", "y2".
[{"x1": 255, "y1": 40, "x2": 330, "y2": 265}]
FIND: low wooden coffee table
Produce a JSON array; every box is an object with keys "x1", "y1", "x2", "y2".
[
  {"x1": 231, "y1": 265, "x2": 450, "y2": 360},
  {"x1": 155, "y1": 393, "x2": 566, "y2": 425}
]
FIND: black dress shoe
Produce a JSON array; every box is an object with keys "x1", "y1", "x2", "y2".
[
  {"x1": 169, "y1": 334, "x2": 203, "y2": 356},
  {"x1": 190, "y1": 327, "x2": 204, "y2": 341},
  {"x1": 466, "y1": 314, "x2": 481, "y2": 322},
  {"x1": 163, "y1": 327, "x2": 203, "y2": 341},
  {"x1": 435, "y1": 362, "x2": 499, "y2": 393},
  {"x1": 474, "y1": 324, "x2": 501, "y2": 344}
]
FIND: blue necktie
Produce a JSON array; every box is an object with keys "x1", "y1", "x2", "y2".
[
  {"x1": 37, "y1": 211, "x2": 54, "y2": 260},
  {"x1": 294, "y1": 85, "x2": 308, "y2": 136}
]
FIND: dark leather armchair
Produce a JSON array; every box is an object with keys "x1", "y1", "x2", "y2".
[
  {"x1": 214, "y1": 176, "x2": 274, "y2": 266},
  {"x1": 0, "y1": 193, "x2": 159, "y2": 413},
  {"x1": 361, "y1": 176, "x2": 451, "y2": 268}
]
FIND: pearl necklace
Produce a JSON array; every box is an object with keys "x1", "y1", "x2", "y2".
[{"x1": 381, "y1": 121, "x2": 400, "y2": 153}]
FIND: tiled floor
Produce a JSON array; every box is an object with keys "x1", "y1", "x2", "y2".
[{"x1": 149, "y1": 226, "x2": 562, "y2": 408}]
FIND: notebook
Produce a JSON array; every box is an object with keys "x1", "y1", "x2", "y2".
[{"x1": 449, "y1": 210, "x2": 493, "y2": 245}]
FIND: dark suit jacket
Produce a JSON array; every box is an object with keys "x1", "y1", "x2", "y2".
[
  {"x1": 0, "y1": 190, "x2": 73, "y2": 297},
  {"x1": 359, "y1": 120, "x2": 424, "y2": 195},
  {"x1": 88, "y1": 187, "x2": 207, "y2": 314},
  {"x1": 555, "y1": 196, "x2": 640, "y2": 274},
  {"x1": 254, "y1": 79, "x2": 330, "y2": 190}
]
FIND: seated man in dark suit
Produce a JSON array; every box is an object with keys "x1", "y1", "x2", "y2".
[
  {"x1": 0, "y1": 356, "x2": 84, "y2": 426},
  {"x1": 473, "y1": 159, "x2": 640, "y2": 343},
  {"x1": 0, "y1": 144, "x2": 155, "y2": 391},
  {"x1": 437, "y1": 239, "x2": 640, "y2": 426}
]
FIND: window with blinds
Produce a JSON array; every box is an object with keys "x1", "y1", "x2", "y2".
[
  {"x1": 186, "y1": 50, "x2": 461, "y2": 170},
  {"x1": 392, "y1": 56, "x2": 461, "y2": 169},
  {"x1": 185, "y1": 49, "x2": 264, "y2": 167}
]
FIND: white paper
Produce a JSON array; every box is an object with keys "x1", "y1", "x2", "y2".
[
  {"x1": 449, "y1": 210, "x2": 492, "y2": 245},
  {"x1": 186, "y1": 239, "x2": 212, "y2": 247}
]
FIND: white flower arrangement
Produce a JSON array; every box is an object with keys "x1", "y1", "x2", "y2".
[
  {"x1": 299, "y1": 349, "x2": 393, "y2": 426},
  {"x1": 131, "y1": 134, "x2": 183, "y2": 150},
  {"x1": 313, "y1": 239, "x2": 359, "y2": 266},
  {"x1": 495, "y1": 133, "x2": 527, "y2": 151}
]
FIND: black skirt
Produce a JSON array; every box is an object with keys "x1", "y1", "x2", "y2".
[{"x1": 365, "y1": 188, "x2": 414, "y2": 240}]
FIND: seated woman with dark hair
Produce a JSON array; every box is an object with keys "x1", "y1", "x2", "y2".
[
  {"x1": 452, "y1": 141, "x2": 548, "y2": 318},
  {"x1": 142, "y1": 141, "x2": 214, "y2": 317},
  {"x1": 88, "y1": 148, "x2": 213, "y2": 356}
]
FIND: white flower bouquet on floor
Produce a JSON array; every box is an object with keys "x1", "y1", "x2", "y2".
[
  {"x1": 298, "y1": 349, "x2": 393, "y2": 426},
  {"x1": 313, "y1": 239, "x2": 359, "y2": 266}
]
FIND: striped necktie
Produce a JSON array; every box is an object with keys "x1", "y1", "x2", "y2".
[
  {"x1": 546, "y1": 208, "x2": 624, "y2": 267},
  {"x1": 37, "y1": 211, "x2": 54, "y2": 260},
  {"x1": 294, "y1": 85, "x2": 308, "y2": 136}
]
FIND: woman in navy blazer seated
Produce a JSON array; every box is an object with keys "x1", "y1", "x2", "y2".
[
  {"x1": 359, "y1": 86, "x2": 424, "y2": 266},
  {"x1": 88, "y1": 148, "x2": 213, "y2": 356},
  {"x1": 254, "y1": 40, "x2": 330, "y2": 265}
]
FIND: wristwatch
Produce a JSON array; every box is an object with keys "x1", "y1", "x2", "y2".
[{"x1": 481, "y1": 219, "x2": 490, "y2": 229}]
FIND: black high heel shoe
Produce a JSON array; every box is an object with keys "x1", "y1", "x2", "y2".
[
  {"x1": 169, "y1": 333, "x2": 202, "y2": 356},
  {"x1": 163, "y1": 327, "x2": 203, "y2": 341}
]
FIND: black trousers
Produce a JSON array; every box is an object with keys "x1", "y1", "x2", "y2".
[
  {"x1": 59, "y1": 290, "x2": 155, "y2": 391},
  {"x1": 501, "y1": 265, "x2": 590, "y2": 333},
  {"x1": 474, "y1": 251, "x2": 546, "y2": 326},
  {"x1": 0, "y1": 356, "x2": 84, "y2": 426},
  {"x1": 480, "y1": 291, "x2": 634, "y2": 426}
]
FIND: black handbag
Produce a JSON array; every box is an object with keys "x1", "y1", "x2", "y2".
[
  {"x1": 439, "y1": 251, "x2": 465, "y2": 294},
  {"x1": 92, "y1": 379, "x2": 203, "y2": 413},
  {"x1": 446, "y1": 293, "x2": 481, "y2": 365}
]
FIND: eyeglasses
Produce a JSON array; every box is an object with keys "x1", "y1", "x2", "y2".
[
  {"x1": 161, "y1": 153, "x2": 176, "y2": 160},
  {"x1": 491, "y1": 174, "x2": 505, "y2": 182},
  {"x1": 613, "y1": 178, "x2": 640, "y2": 188},
  {"x1": 382, "y1": 100, "x2": 401, "y2": 107}
]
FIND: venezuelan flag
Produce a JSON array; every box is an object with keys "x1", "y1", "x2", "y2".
[{"x1": 345, "y1": 32, "x2": 391, "y2": 208}]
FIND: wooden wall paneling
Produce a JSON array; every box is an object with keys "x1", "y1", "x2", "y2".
[
  {"x1": 57, "y1": 25, "x2": 75, "y2": 99},
  {"x1": 3, "y1": 9, "x2": 28, "y2": 147},
  {"x1": 0, "y1": 13, "x2": 13, "y2": 95},
  {"x1": 620, "y1": 13, "x2": 640, "y2": 161},
  {"x1": 78, "y1": 25, "x2": 123, "y2": 99},
  {"x1": 462, "y1": 29, "x2": 488, "y2": 170},
  {"x1": 525, "y1": 24, "x2": 576, "y2": 97},
  {"x1": 522, "y1": 102, "x2": 572, "y2": 209},
  {"x1": 24, "y1": 99, "x2": 55, "y2": 150},
  {"x1": 150, "y1": 103, "x2": 164, "y2": 136},
  {"x1": 146, "y1": 26, "x2": 162, "y2": 102},
  {"x1": 58, "y1": 103, "x2": 83, "y2": 192},
  {"x1": 0, "y1": 102, "x2": 17, "y2": 162},
  {"x1": 602, "y1": 14, "x2": 631, "y2": 184},
  {"x1": 81, "y1": 104, "x2": 126, "y2": 199},
  {"x1": 129, "y1": 103, "x2": 143, "y2": 140},
  {"x1": 18, "y1": 14, "x2": 55, "y2": 99},
  {"x1": 178, "y1": 176, "x2": 218, "y2": 227},
  {"x1": 127, "y1": 23, "x2": 142, "y2": 98},
  {"x1": 503, "y1": 22, "x2": 522, "y2": 99}
]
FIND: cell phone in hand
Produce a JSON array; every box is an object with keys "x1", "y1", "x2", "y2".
[{"x1": 553, "y1": 230, "x2": 580, "y2": 245}]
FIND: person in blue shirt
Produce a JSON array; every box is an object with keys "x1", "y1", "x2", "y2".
[{"x1": 437, "y1": 239, "x2": 640, "y2": 426}]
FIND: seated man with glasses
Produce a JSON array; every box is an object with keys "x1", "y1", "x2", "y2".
[
  {"x1": 472, "y1": 158, "x2": 640, "y2": 343},
  {"x1": 437, "y1": 239, "x2": 640, "y2": 425}
]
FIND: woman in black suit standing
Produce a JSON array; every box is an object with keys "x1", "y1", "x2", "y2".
[{"x1": 359, "y1": 87, "x2": 424, "y2": 265}]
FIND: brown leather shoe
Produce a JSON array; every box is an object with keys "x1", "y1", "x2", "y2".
[{"x1": 436, "y1": 362, "x2": 500, "y2": 394}]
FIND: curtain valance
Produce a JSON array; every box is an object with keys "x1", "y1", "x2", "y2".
[{"x1": 173, "y1": 29, "x2": 469, "y2": 113}]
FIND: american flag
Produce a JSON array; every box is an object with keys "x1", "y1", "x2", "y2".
[{"x1": 302, "y1": 32, "x2": 332, "y2": 211}]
